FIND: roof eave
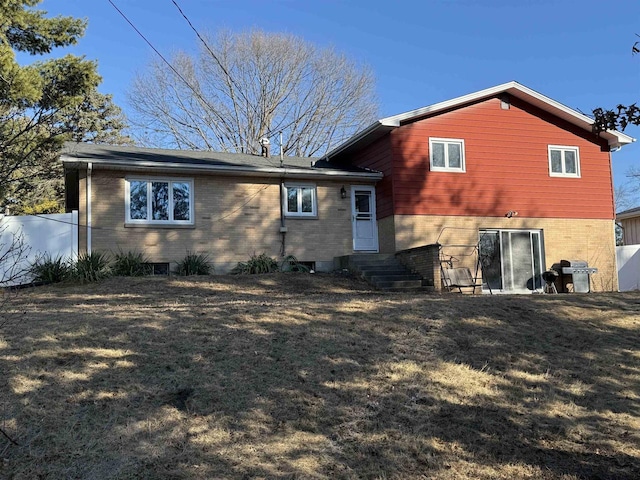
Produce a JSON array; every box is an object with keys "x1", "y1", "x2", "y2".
[
  {"x1": 60, "y1": 156, "x2": 383, "y2": 181},
  {"x1": 616, "y1": 209, "x2": 640, "y2": 221},
  {"x1": 334, "y1": 81, "x2": 635, "y2": 153},
  {"x1": 322, "y1": 119, "x2": 399, "y2": 162}
]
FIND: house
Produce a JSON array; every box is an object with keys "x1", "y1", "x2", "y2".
[
  {"x1": 62, "y1": 81, "x2": 634, "y2": 292},
  {"x1": 616, "y1": 207, "x2": 640, "y2": 292},
  {"x1": 61, "y1": 144, "x2": 382, "y2": 274},
  {"x1": 322, "y1": 81, "x2": 634, "y2": 292},
  {"x1": 617, "y1": 207, "x2": 640, "y2": 245}
]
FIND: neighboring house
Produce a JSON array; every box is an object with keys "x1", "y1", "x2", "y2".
[
  {"x1": 61, "y1": 144, "x2": 382, "y2": 273},
  {"x1": 616, "y1": 207, "x2": 640, "y2": 245},
  {"x1": 323, "y1": 81, "x2": 634, "y2": 292},
  {"x1": 62, "y1": 81, "x2": 634, "y2": 292}
]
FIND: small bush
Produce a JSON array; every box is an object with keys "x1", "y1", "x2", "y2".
[
  {"x1": 280, "y1": 255, "x2": 310, "y2": 273},
  {"x1": 231, "y1": 253, "x2": 279, "y2": 274},
  {"x1": 174, "y1": 252, "x2": 212, "y2": 276},
  {"x1": 73, "y1": 251, "x2": 111, "y2": 283},
  {"x1": 111, "y1": 250, "x2": 152, "y2": 277},
  {"x1": 30, "y1": 254, "x2": 71, "y2": 284}
]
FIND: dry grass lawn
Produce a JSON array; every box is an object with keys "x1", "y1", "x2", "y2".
[{"x1": 1, "y1": 274, "x2": 639, "y2": 479}]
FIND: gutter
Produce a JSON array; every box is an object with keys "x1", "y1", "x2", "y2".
[{"x1": 60, "y1": 157, "x2": 383, "y2": 181}]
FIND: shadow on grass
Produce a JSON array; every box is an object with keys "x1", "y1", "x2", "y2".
[{"x1": 1, "y1": 276, "x2": 639, "y2": 479}]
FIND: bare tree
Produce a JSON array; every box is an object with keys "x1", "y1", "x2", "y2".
[{"x1": 128, "y1": 30, "x2": 379, "y2": 156}]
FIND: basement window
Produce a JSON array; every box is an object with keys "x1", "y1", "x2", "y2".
[{"x1": 144, "y1": 263, "x2": 170, "y2": 276}]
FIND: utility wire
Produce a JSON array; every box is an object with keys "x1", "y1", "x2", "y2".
[
  {"x1": 170, "y1": 0, "x2": 284, "y2": 157},
  {"x1": 107, "y1": 0, "x2": 272, "y2": 162},
  {"x1": 109, "y1": 0, "x2": 282, "y2": 168},
  {"x1": 26, "y1": 183, "x2": 271, "y2": 240},
  {"x1": 107, "y1": 0, "x2": 195, "y2": 102}
]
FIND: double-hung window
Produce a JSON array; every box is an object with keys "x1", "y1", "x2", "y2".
[
  {"x1": 126, "y1": 178, "x2": 193, "y2": 225},
  {"x1": 284, "y1": 184, "x2": 317, "y2": 217},
  {"x1": 429, "y1": 138, "x2": 466, "y2": 172},
  {"x1": 548, "y1": 146, "x2": 580, "y2": 177}
]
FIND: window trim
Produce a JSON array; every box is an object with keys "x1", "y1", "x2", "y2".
[
  {"x1": 283, "y1": 183, "x2": 317, "y2": 218},
  {"x1": 548, "y1": 145, "x2": 581, "y2": 178},
  {"x1": 429, "y1": 137, "x2": 466, "y2": 172},
  {"x1": 125, "y1": 177, "x2": 194, "y2": 225}
]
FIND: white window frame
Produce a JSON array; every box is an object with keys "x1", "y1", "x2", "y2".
[
  {"x1": 283, "y1": 183, "x2": 317, "y2": 217},
  {"x1": 548, "y1": 145, "x2": 581, "y2": 178},
  {"x1": 125, "y1": 177, "x2": 194, "y2": 225},
  {"x1": 429, "y1": 138, "x2": 466, "y2": 172}
]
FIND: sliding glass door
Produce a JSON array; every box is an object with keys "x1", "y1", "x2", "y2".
[{"x1": 479, "y1": 230, "x2": 544, "y2": 293}]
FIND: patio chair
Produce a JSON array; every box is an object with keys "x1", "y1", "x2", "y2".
[{"x1": 441, "y1": 267, "x2": 483, "y2": 294}]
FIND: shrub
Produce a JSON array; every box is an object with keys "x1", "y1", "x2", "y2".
[
  {"x1": 111, "y1": 250, "x2": 152, "y2": 277},
  {"x1": 73, "y1": 251, "x2": 111, "y2": 283},
  {"x1": 174, "y1": 252, "x2": 212, "y2": 276},
  {"x1": 280, "y1": 255, "x2": 310, "y2": 273},
  {"x1": 29, "y1": 254, "x2": 71, "y2": 284},
  {"x1": 231, "y1": 253, "x2": 279, "y2": 274},
  {"x1": 20, "y1": 199, "x2": 63, "y2": 215}
]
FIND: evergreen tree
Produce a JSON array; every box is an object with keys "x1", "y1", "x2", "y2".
[{"x1": 0, "y1": 0, "x2": 130, "y2": 214}]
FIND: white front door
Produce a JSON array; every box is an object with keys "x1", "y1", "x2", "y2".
[{"x1": 351, "y1": 186, "x2": 378, "y2": 252}]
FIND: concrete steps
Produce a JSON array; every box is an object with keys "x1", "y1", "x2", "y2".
[{"x1": 336, "y1": 254, "x2": 432, "y2": 292}]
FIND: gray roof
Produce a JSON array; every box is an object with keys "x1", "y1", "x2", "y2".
[
  {"x1": 61, "y1": 143, "x2": 382, "y2": 181},
  {"x1": 617, "y1": 206, "x2": 640, "y2": 220}
]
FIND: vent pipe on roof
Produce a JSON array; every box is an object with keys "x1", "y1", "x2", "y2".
[{"x1": 259, "y1": 137, "x2": 270, "y2": 158}]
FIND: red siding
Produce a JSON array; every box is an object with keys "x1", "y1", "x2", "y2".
[
  {"x1": 349, "y1": 136, "x2": 395, "y2": 219},
  {"x1": 388, "y1": 96, "x2": 615, "y2": 219}
]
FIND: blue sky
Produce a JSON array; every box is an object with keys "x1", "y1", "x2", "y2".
[{"x1": 36, "y1": 0, "x2": 640, "y2": 205}]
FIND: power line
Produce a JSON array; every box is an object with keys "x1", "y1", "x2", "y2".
[
  {"x1": 106, "y1": 1, "x2": 252, "y2": 156},
  {"x1": 26, "y1": 183, "x2": 271, "y2": 239},
  {"x1": 107, "y1": 1, "x2": 193, "y2": 100},
  {"x1": 169, "y1": 0, "x2": 284, "y2": 154},
  {"x1": 108, "y1": 0, "x2": 284, "y2": 167}
]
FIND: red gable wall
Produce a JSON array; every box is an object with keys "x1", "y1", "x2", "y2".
[
  {"x1": 389, "y1": 96, "x2": 614, "y2": 219},
  {"x1": 348, "y1": 135, "x2": 395, "y2": 219},
  {"x1": 348, "y1": 95, "x2": 615, "y2": 221}
]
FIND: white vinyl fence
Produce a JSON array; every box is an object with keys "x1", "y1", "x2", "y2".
[
  {"x1": 616, "y1": 245, "x2": 640, "y2": 292},
  {"x1": 0, "y1": 211, "x2": 78, "y2": 287}
]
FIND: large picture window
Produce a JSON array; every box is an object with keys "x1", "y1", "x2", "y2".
[
  {"x1": 126, "y1": 178, "x2": 193, "y2": 224},
  {"x1": 284, "y1": 184, "x2": 317, "y2": 217},
  {"x1": 548, "y1": 146, "x2": 580, "y2": 177},
  {"x1": 429, "y1": 138, "x2": 466, "y2": 172}
]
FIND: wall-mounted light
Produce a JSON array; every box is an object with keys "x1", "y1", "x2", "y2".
[
  {"x1": 340, "y1": 186, "x2": 347, "y2": 199},
  {"x1": 505, "y1": 210, "x2": 518, "y2": 218}
]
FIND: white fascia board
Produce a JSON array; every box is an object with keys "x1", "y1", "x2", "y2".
[
  {"x1": 60, "y1": 156, "x2": 383, "y2": 181},
  {"x1": 380, "y1": 82, "x2": 520, "y2": 124},
  {"x1": 380, "y1": 81, "x2": 635, "y2": 148},
  {"x1": 322, "y1": 119, "x2": 399, "y2": 160}
]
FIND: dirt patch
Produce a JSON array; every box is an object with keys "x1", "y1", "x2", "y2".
[{"x1": 1, "y1": 274, "x2": 639, "y2": 479}]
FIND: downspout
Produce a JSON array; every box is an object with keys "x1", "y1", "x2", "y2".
[
  {"x1": 87, "y1": 162, "x2": 92, "y2": 254},
  {"x1": 279, "y1": 179, "x2": 286, "y2": 257},
  {"x1": 278, "y1": 131, "x2": 287, "y2": 257},
  {"x1": 608, "y1": 149, "x2": 619, "y2": 291}
]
